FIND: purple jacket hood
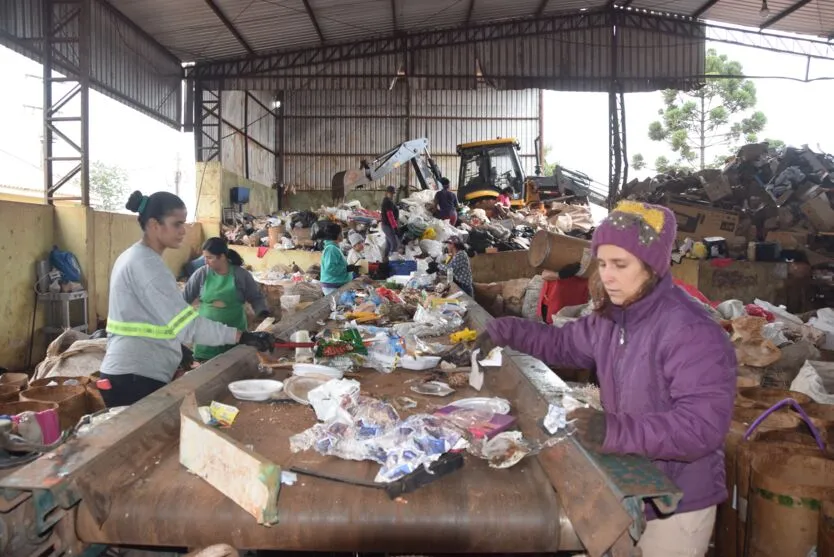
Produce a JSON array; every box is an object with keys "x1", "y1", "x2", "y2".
[{"x1": 487, "y1": 273, "x2": 736, "y2": 517}]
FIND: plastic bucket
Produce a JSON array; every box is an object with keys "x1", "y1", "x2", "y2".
[
  {"x1": 737, "y1": 375, "x2": 761, "y2": 389},
  {"x1": 21, "y1": 385, "x2": 87, "y2": 430},
  {"x1": 0, "y1": 372, "x2": 29, "y2": 390},
  {"x1": 738, "y1": 387, "x2": 812, "y2": 409},
  {"x1": 819, "y1": 500, "x2": 834, "y2": 557},
  {"x1": 0, "y1": 384, "x2": 21, "y2": 403},
  {"x1": 735, "y1": 441, "x2": 823, "y2": 556},
  {"x1": 747, "y1": 453, "x2": 834, "y2": 556},
  {"x1": 0, "y1": 400, "x2": 61, "y2": 444},
  {"x1": 716, "y1": 418, "x2": 750, "y2": 557},
  {"x1": 29, "y1": 376, "x2": 91, "y2": 388}
]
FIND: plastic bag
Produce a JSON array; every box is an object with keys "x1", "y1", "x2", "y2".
[{"x1": 49, "y1": 246, "x2": 82, "y2": 283}]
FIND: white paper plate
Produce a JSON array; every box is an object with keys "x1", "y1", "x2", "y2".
[
  {"x1": 449, "y1": 397, "x2": 511, "y2": 415},
  {"x1": 228, "y1": 379, "x2": 284, "y2": 402},
  {"x1": 292, "y1": 363, "x2": 344, "y2": 379},
  {"x1": 283, "y1": 376, "x2": 330, "y2": 405}
]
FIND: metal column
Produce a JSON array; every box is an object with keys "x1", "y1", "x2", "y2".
[
  {"x1": 194, "y1": 87, "x2": 222, "y2": 162},
  {"x1": 608, "y1": 12, "x2": 628, "y2": 209},
  {"x1": 42, "y1": 0, "x2": 91, "y2": 206}
]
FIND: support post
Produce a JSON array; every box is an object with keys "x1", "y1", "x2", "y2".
[
  {"x1": 243, "y1": 91, "x2": 250, "y2": 180},
  {"x1": 195, "y1": 88, "x2": 222, "y2": 162},
  {"x1": 42, "y1": 0, "x2": 91, "y2": 206},
  {"x1": 607, "y1": 12, "x2": 627, "y2": 209}
]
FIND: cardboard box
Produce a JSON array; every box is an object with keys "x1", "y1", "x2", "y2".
[
  {"x1": 765, "y1": 229, "x2": 810, "y2": 250},
  {"x1": 666, "y1": 199, "x2": 740, "y2": 242},
  {"x1": 291, "y1": 227, "x2": 315, "y2": 247},
  {"x1": 801, "y1": 192, "x2": 834, "y2": 232},
  {"x1": 703, "y1": 176, "x2": 733, "y2": 202}
]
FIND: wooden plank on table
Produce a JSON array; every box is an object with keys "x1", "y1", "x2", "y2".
[{"x1": 179, "y1": 393, "x2": 281, "y2": 525}]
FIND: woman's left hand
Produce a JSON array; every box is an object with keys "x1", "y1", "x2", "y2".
[{"x1": 568, "y1": 408, "x2": 607, "y2": 452}]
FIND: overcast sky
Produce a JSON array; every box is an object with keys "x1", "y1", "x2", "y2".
[{"x1": 1, "y1": 37, "x2": 833, "y2": 216}]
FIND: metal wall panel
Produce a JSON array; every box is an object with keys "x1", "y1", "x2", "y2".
[
  {"x1": 0, "y1": 0, "x2": 183, "y2": 128},
  {"x1": 219, "y1": 90, "x2": 276, "y2": 187},
  {"x1": 282, "y1": 88, "x2": 541, "y2": 192}
]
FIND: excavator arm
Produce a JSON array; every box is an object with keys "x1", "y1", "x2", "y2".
[{"x1": 331, "y1": 138, "x2": 442, "y2": 200}]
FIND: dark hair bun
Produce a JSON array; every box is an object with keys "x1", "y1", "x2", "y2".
[{"x1": 126, "y1": 191, "x2": 144, "y2": 213}]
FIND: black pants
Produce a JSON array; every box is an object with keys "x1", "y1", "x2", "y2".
[{"x1": 99, "y1": 373, "x2": 166, "y2": 408}]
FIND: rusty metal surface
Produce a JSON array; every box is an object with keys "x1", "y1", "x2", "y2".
[{"x1": 72, "y1": 343, "x2": 573, "y2": 551}]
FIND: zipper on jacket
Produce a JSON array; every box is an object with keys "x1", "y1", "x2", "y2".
[{"x1": 619, "y1": 313, "x2": 627, "y2": 345}]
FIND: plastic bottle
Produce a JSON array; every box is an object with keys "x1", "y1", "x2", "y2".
[{"x1": 292, "y1": 330, "x2": 314, "y2": 363}]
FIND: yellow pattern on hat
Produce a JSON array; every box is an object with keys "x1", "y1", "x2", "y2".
[{"x1": 613, "y1": 200, "x2": 666, "y2": 235}]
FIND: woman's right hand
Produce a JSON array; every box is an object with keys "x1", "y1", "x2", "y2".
[{"x1": 473, "y1": 330, "x2": 498, "y2": 356}]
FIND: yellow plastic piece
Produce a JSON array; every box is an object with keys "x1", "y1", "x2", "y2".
[
  {"x1": 450, "y1": 328, "x2": 478, "y2": 343},
  {"x1": 422, "y1": 227, "x2": 437, "y2": 240},
  {"x1": 613, "y1": 200, "x2": 666, "y2": 235},
  {"x1": 345, "y1": 311, "x2": 379, "y2": 323},
  {"x1": 691, "y1": 242, "x2": 708, "y2": 259},
  {"x1": 209, "y1": 401, "x2": 239, "y2": 426}
]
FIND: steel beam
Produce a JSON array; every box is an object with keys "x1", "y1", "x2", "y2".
[
  {"x1": 760, "y1": 0, "x2": 813, "y2": 29},
  {"x1": 302, "y1": 0, "x2": 326, "y2": 43},
  {"x1": 534, "y1": 0, "x2": 549, "y2": 18},
  {"x1": 691, "y1": 0, "x2": 721, "y2": 17},
  {"x1": 391, "y1": 0, "x2": 399, "y2": 31},
  {"x1": 190, "y1": 8, "x2": 834, "y2": 84},
  {"x1": 203, "y1": 0, "x2": 255, "y2": 56},
  {"x1": 42, "y1": 0, "x2": 90, "y2": 206}
]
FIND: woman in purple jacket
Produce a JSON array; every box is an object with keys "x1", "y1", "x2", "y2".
[{"x1": 475, "y1": 200, "x2": 736, "y2": 556}]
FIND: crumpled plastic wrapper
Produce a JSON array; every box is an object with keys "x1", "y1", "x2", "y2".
[
  {"x1": 393, "y1": 305, "x2": 464, "y2": 338},
  {"x1": 307, "y1": 379, "x2": 361, "y2": 423},
  {"x1": 469, "y1": 431, "x2": 532, "y2": 469},
  {"x1": 289, "y1": 402, "x2": 468, "y2": 483}
]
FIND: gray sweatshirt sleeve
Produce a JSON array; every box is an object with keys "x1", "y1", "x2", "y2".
[
  {"x1": 236, "y1": 266, "x2": 269, "y2": 316},
  {"x1": 145, "y1": 276, "x2": 239, "y2": 347},
  {"x1": 183, "y1": 266, "x2": 207, "y2": 304}
]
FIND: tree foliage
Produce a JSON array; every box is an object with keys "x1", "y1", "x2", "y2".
[
  {"x1": 88, "y1": 161, "x2": 129, "y2": 212},
  {"x1": 633, "y1": 49, "x2": 770, "y2": 172}
]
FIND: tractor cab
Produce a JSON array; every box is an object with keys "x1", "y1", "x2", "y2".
[{"x1": 456, "y1": 138, "x2": 526, "y2": 208}]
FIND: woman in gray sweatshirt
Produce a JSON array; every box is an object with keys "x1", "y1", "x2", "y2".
[{"x1": 99, "y1": 190, "x2": 274, "y2": 407}]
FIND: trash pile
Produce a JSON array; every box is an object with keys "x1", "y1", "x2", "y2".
[
  {"x1": 241, "y1": 273, "x2": 594, "y2": 488},
  {"x1": 219, "y1": 191, "x2": 596, "y2": 259},
  {"x1": 621, "y1": 143, "x2": 834, "y2": 266}
]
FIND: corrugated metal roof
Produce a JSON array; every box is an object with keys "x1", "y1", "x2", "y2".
[{"x1": 102, "y1": 0, "x2": 833, "y2": 64}]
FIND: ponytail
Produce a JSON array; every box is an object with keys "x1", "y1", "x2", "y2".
[{"x1": 227, "y1": 249, "x2": 244, "y2": 267}]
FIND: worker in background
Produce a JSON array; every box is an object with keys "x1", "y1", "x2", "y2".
[
  {"x1": 346, "y1": 231, "x2": 366, "y2": 266},
  {"x1": 497, "y1": 187, "x2": 512, "y2": 209},
  {"x1": 320, "y1": 222, "x2": 356, "y2": 296},
  {"x1": 474, "y1": 201, "x2": 735, "y2": 557},
  {"x1": 433, "y1": 178, "x2": 459, "y2": 226},
  {"x1": 183, "y1": 237, "x2": 270, "y2": 363},
  {"x1": 428, "y1": 236, "x2": 473, "y2": 297},
  {"x1": 380, "y1": 185, "x2": 400, "y2": 262},
  {"x1": 537, "y1": 263, "x2": 589, "y2": 324},
  {"x1": 100, "y1": 191, "x2": 275, "y2": 408}
]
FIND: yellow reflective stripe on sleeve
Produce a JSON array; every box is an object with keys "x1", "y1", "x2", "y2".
[{"x1": 106, "y1": 306, "x2": 198, "y2": 340}]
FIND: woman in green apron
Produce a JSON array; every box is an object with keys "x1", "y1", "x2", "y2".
[{"x1": 183, "y1": 237, "x2": 270, "y2": 361}]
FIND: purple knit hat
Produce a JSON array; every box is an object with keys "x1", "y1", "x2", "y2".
[{"x1": 591, "y1": 201, "x2": 677, "y2": 277}]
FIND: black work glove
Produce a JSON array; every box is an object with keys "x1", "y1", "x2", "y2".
[
  {"x1": 568, "y1": 408, "x2": 607, "y2": 451},
  {"x1": 427, "y1": 261, "x2": 440, "y2": 274},
  {"x1": 239, "y1": 331, "x2": 275, "y2": 353},
  {"x1": 346, "y1": 264, "x2": 359, "y2": 273},
  {"x1": 472, "y1": 331, "x2": 498, "y2": 358},
  {"x1": 257, "y1": 310, "x2": 271, "y2": 319},
  {"x1": 558, "y1": 262, "x2": 582, "y2": 279}
]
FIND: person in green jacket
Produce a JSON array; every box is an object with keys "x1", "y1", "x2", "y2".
[
  {"x1": 184, "y1": 237, "x2": 270, "y2": 362},
  {"x1": 319, "y1": 223, "x2": 356, "y2": 296}
]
